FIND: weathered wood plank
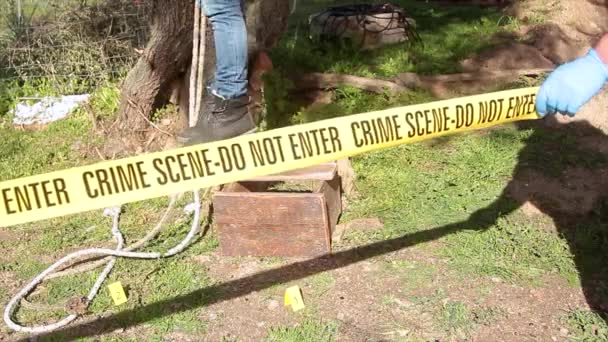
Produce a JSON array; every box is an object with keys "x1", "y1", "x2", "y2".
[{"x1": 213, "y1": 193, "x2": 331, "y2": 257}]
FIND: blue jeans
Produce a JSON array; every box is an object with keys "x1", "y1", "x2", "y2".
[{"x1": 199, "y1": 0, "x2": 248, "y2": 99}]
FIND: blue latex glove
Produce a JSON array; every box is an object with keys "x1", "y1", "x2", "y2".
[{"x1": 536, "y1": 49, "x2": 608, "y2": 117}]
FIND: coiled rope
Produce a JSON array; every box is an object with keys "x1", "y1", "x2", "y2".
[
  {"x1": 5, "y1": 2, "x2": 210, "y2": 334},
  {"x1": 3, "y1": 190, "x2": 204, "y2": 334}
]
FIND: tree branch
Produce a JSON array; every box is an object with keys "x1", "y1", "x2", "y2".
[{"x1": 395, "y1": 68, "x2": 552, "y2": 88}]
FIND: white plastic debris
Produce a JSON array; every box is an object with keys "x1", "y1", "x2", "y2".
[{"x1": 11, "y1": 94, "x2": 90, "y2": 125}]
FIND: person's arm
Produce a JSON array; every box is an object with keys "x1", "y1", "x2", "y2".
[{"x1": 536, "y1": 33, "x2": 608, "y2": 117}]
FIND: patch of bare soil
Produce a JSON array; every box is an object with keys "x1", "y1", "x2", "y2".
[
  {"x1": 507, "y1": 0, "x2": 608, "y2": 92},
  {"x1": 522, "y1": 23, "x2": 588, "y2": 65},
  {"x1": 193, "y1": 251, "x2": 433, "y2": 341},
  {"x1": 469, "y1": 275, "x2": 589, "y2": 342},
  {"x1": 0, "y1": 229, "x2": 19, "y2": 243},
  {"x1": 462, "y1": 0, "x2": 606, "y2": 71},
  {"x1": 579, "y1": 131, "x2": 608, "y2": 155},
  {"x1": 200, "y1": 295, "x2": 294, "y2": 342},
  {"x1": 319, "y1": 260, "x2": 428, "y2": 341},
  {"x1": 187, "y1": 239, "x2": 590, "y2": 342},
  {"x1": 508, "y1": 167, "x2": 608, "y2": 217},
  {"x1": 327, "y1": 257, "x2": 586, "y2": 341},
  {"x1": 161, "y1": 332, "x2": 202, "y2": 342},
  {"x1": 0, "y1": 229, "x2": 49, "y2": 265},
  {"x1": 460, "y1": 43, "x2": 555, "y2": 72},
  {"x1": 518, "y1": 200, "x2": 545, "y2": 217},
  {"x1": 192, "y1": 254, "x2": 297, "y2": 341},
  {"x1": 461, "y1": 0, "x2": 608, "y2": 134},
  {"x1": 0, "y1": 271, "x2": 19, "y2": 296},
  {"x1": 0, "y1": 271, "x2": 21, "y2": 339},
  {"x1": 550, "y1": 89, "x2": 608, "y2": 135},
  {"x1": 510, "y1": 0, "x2": 608, "y2": 45}
]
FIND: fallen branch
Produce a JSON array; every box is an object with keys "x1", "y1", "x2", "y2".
[
  {"x1": 395, "y1": 68, "x2": 552, "y2": 88},
  {"x1": 291, "y1": 72, "x2": 407, "y2": 95}
]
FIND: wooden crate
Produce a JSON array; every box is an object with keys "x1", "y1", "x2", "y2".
[{"x1": 212, "y1": 163, "x2": 342, "y2": 257}]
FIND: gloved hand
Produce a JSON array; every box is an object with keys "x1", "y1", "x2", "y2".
[{"x1": 536, "y1": 49, "x2": 608, "y2": 117}]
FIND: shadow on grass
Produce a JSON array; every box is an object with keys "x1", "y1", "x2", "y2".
[
  {"x1": 29, "y1": 117, "x2": 608, "y2": 341},
  {"x1": 469, "y1": 118, "x2": 608, "y2": 319}
]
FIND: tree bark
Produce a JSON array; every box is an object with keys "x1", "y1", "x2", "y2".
[
  {"x1": 116, "y1": 0, "x2": 290, "y2": 134},
  {"x1": 117, "y1": 0, "x2": 194, "y2": 133}
]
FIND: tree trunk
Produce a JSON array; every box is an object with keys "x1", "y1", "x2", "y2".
[
  {"x1": 116, "y1": 0, "x2": 290, "y2": 134},
  {"x1": 117, "y1": 0, "x2": 194, "y2": 133}
]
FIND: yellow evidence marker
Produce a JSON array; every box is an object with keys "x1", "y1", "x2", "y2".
[
  {"x1": 108, "y1": 282, "x2": 128, "y2": 306},
  {"x1": 284, "y1": 285, "x2": 305, "y2": 312}
]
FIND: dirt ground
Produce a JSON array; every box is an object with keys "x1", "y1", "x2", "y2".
[
  {"x1": 191, "y1": 249, "x2": 589, "y2": 341},
  {"x1": 477, "y1": 0, "x2": 608, "y2": 133}
]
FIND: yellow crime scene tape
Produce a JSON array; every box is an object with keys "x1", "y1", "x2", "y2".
[{"x1": 0, "y1": 87, "x2": 540, "y2": 228}]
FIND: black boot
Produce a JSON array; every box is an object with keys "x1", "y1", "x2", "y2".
[{"x1": 177, "y1": 92, "x2": 256, "y2": 146}]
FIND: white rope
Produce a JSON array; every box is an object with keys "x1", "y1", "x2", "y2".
[
  {"x1": 47, "y1": 194, "x2": 180, "y2": 280},
  {"x1": 194, "y1": 12, "x2": 207, "y2": 129},
  {"x1": 5, "y1": 2, "x2": 211, "y2": 333},
  {"x1": 189, "y1": 3, "x2": 207, "y2": 128},
  {"x1": 3, "y1": 191, "x2": 202, "y2": 334},
  {"x1": 189, "y1": 3, "x2": 202, "y2": 127}
]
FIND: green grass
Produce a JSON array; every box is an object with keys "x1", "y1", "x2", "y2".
[
  {"x1": 85, "y1": 81, "x2": 121, "y2": 121},
  {"x1": 303, "y1": 272, "x2": 336, "y2": 297},
  {"x1": 133, "y1": 260, "x2": 210, "y2": 336},
  {"x1": 470, "y1": 306, "x2": 506, "y2": 326},
  {"x1": 384, "y1": 289, "x2": 505, "y2": 339},
  {"x1": 266, "y1": 319, "x2": 340, "y2": 342},
  {"x1": 36, "y1": 214, "x2": 112, "y2": 253},
  {"x1": 438, "y1": 301, "x2": 473, "y2": 335},
  {"x1": 7, "y1": 198, "x2": 215, "y2": 338},
  {"x1": 14, "y1": 273, "x2": 100, "y2": 325},
  {"x1": 439, "y1": 217, "x2": 578, "y2": 285},
  {"x1": 337, "y1": 119, "x2": 607, "y2": 286},
  {"x1": 0, "y1": 88, "x2": 214, "y2": 339},
  {"x1": 410, "y1": 288, "x2": 448, "y2": 308},
  {"x1": 3, "y1": 0, "x2": 605, "y2": 340},
  {"x1": 566, "y1": 309, "x2": 608, "y2": 341},
  {"x1": 262, "y1": 0, "x2": 524, "y2": 130},
  {"x1": 437, "y1": 302, "x2": 506, "y2": 336},
  {"x1": 0, "y1": 105, "x2": 96, "y2": 181},
  {"x1": 381, "y1": 259, "x2": 436, "y2": 290},
  {"x1": 273, "y1": 0, "x2": 520, "y2": 77},
  {"x1": 341, "y1": 128, "x2": 524, "y2": 240}
]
